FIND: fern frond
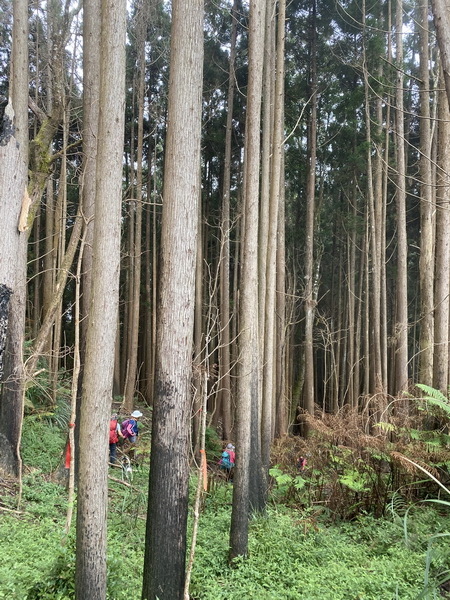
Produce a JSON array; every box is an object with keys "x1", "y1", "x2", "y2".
[
  {"x1": 391, "y1": 453, "x2": 450, "y2": 496},
  {"x1": 387, "y1": 492, "x2": 408, "y2": 517},
  {"x1": 424, "y1": 440, "x2": 442, "y2": 452},
  {"x1": 416, "y1": 384, "x2": 450, "y2": 416},
  {"x1": 409, "y1": 429, "x2": 422, "y2": 441},
  {"x1": 375, "y1": 421, "x2": 396, "y2": 432},
  {"x1": 416, "y1": 383, "x2": 448, "y2": 402}
]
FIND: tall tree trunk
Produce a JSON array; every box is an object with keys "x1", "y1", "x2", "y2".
[
  {"x1": 80, "y1": 0, "x2": 100, "y2": 351},
  {"x1": 42, "y1": 7, "x2": 55, "y2": 357},
  {"x1": 262, "y1": 0, "x2": 285, "y2": 480},
  {"x1": 354, "y1": 231, "x2": 366, "y2": 404},
  {"x1": 124, "y1": 7, "x2": 146, "y2": 411},
  {"x1": 50, "y1": 101, "x2": 69, "y2": 403},
  {"x1": 43, "y1": 177, "x2": 55, "y2": 355},
  {"x1": 123, "y1": 164, "x2": 135, "y2": 398},
  {"x1": 275, "y1": 157, "x2": 287, "y2": 435},
  {"x1": 192, "y1": 188, "x2": 203, "y2": 451},
  {"x1": 346, "y1": 183, "x2": 357, "y2": 407},
  {"x1": 230, "y1": 0, "x2": 265, "y2": 560},
  {"x1": 142, "y1": 0, "x2": 204, "y2": 597},
  {"x1": 382, "y1": 0, "x2": 393, "y2": 393},
  {"x1": 393, "y1": 0, "x2": 409, "y2": 394},
  {"x1": 0, "y1": 0, "x2": 29, "y2": 478},
  {"x1": 219, "y1": 0, "x2": 239, "y2": 441},
  {"x1": 30, "y1": 212, "x2": 42, "y2": 339},
  {"x1": 431, "y1": 0, "x2": 450, "y2": 111},
  {"x1": 75, "y1": 0, "x2": 126, "y2": 597},
  {"x1": 373, "y1": 78, "x2": 387, "y2": 398},
  {"x1": 144, "y1": 149, "x2": 155, "y2": 404},
  {"x1": 75, "y1": 0, "x2": 101, "y2": 471},
  {"x1": 302, "y1": 0, "x2": 318, "y2": 418},
  {"x1": 258, "y1": 0, "x2": 275, "y2": 366},
  {"x1": 418, "y1": 0, "x2": 434, "y2": 385},
  {"x1": 362, "y1": 0, "x2": 382, "y2": 396},
  {"x1": 433, "y1": 69, "x2": 450, "y2": 392}
]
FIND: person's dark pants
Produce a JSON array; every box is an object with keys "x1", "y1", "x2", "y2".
[
  {"x1": 221, "y1": 466, "x2": 233, "y2": 482},
  {"x1": 109, "y1": 443, "x2": 117, "y2": 464}
]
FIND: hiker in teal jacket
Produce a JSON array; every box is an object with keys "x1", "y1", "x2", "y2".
[{"x1": 219, "y1": 443, "x2": 235, "y2": 480}]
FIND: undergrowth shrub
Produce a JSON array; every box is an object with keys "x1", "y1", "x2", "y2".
[
  {"x1": 25, "y1": 543, "x2": 76, "y2": 600},
  {"x1": 21, "y1": 419, "x2": 66, "y2": 474},
  {"x1": 23, "y1": 355, "x2": 72, "y2": 425},
  {"x1": 24, "y1": 529, "x2": 144, "y2": 600},
  {"x1": 189, "y1": 501, "x2": 438, "y2": 600},
  {"x1": 270, "y1": 388, "x2": 450, "y2": 521},
  {"x1": 204, "y1": 426, "x2": 223, "y2": 463},
  {"x1": 21, "y1": 475, "x2": 67, "y2": 517},
  {"x1": 3, "y1": 389, "x2": 450, "y2": 598},
  {"x1": 2, "y1": 469, "x2": 147, "y2": 600},
  {"x1": 107, "y1": 466, "x2": 149, "y2": 525},
  {"x1": 2, "y1": 466, "x2": 446, "y2": 600},
  {"x1": 0, "y1": 509, "x2": 70, "y2": 600}
]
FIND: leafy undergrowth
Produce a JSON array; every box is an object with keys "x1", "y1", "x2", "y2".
[
  {"x1": 0, "y1": 471, "x2": 448, "y2": 600},
  {"x1": 0, "y1": 412, "x2": 449, "y2": 599},
  {"x1": 21, "y1": 419, "x2": 67, "y2": 474},
  {"x1": 189, "y1": 485, "x2": 449, "y2": 600},
  {"x1": 0, "y1": 468, "x2": 149, "y2": 600}
]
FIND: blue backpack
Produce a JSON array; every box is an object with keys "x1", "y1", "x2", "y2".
[{"x1": 219, "y1": 451, "x2": 232, "y2": 469}]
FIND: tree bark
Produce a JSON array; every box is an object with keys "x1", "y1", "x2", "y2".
[
  {"x1": 418, "y1": 0, "x2": 434, "y2": 385},
  {"x1": 433, "y1": 70, "x2": 450, "y2": 392},
  {"x1": 0, "y1": 0, "x2": 29, "y2": 478},
  {"x1": 219, "y1": 0, "x2": 239, "y2": 441},
  {"x1": 230, "y1": 0, "x2": 266, "y2": 560},
  {"x1": 393, "y1": 0, "x2": 409, "y2": 394},
  {"x1": 262, "y1": 0, "x2": 285, "y2": 480},
  {"x1": 75, "y1": 0, "x2": 126, "y2": 597},
  {"x1": 302, "y1": 0, "x2": 318, "y2": 418},
  {"x1": 142, "y1": 0, "x2": 204, "y2": 597},
  {"x1": 431, "y1": 0, "x2": 450, "y2": 111}
]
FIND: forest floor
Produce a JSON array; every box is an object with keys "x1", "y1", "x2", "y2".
[
  {"x1": 0, "y1": 415, "x2": 449, "y2": 599},
  {"x1": 0, "y1": 472, "x2": 17, "y2": 501}
]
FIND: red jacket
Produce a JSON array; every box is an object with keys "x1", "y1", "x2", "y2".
[{"x1": 109, "y1": 419, "x2": 119, "y2": 444}]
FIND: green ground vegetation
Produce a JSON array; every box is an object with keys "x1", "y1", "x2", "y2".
[{"x1": 1, "y1": 389, "x2": 450, "y2": 599}]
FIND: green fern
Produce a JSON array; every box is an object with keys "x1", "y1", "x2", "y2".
[
  {"x1": 424, "y1": 440, "x2": 442, "y2": 452},
  {"x1": 387, "y1": 492, "x2": 408, "y2": 518},
  {"x1": 269, "y1": 466, "x2": 293, "y2": 487},
  {"x1": 409, "y1": 429, "x2": 422, "y2": 441},
  {"x1": 376, "y1": 421, "x2": 396, "y2": 433},
  {"x1": 416, "y1": 384, "x2": 450, "y2": 417},
  {"x1": 416, "y1": 384, "x2": 448, "y2": 401},
  {"x1": 339, "y1": 468, "x2": 370, "y2": 493}
]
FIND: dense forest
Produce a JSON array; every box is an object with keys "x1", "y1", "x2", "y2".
[{"x1": 1, "y1": 0, "x2": 450, "y2": 598}]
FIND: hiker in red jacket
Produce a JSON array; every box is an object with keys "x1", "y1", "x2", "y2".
[{"x1": 109, "y1": 414, "x2": 124, "y2": 464}]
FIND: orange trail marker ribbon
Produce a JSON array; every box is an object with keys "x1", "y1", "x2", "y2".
[{"x1": 200, "y1": 449, "x2": 207, "y2": 491}]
